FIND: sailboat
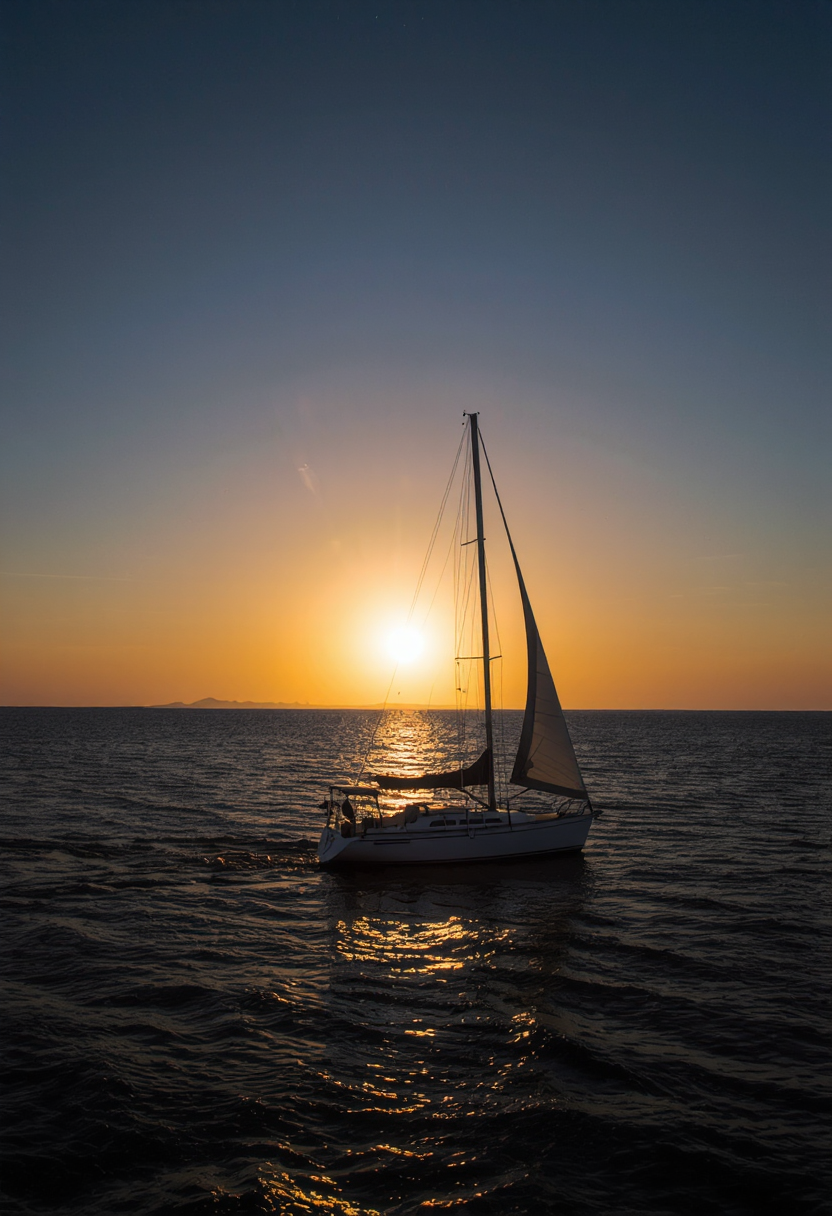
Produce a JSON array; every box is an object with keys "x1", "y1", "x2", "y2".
[{"x1": 317, "y1": 413, "x2": 595, "y2": 868}]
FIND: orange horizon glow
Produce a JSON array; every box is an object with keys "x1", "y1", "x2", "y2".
[{"x1": 1, "y1": 403, "x2": 829, "y2": 712}]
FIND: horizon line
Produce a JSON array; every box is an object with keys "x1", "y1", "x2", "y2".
[{"x1": 0, "y1": 703, "x2": 828, "y2": 713}]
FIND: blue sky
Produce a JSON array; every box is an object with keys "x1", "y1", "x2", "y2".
[{"x1": 1, "y1": 0, "x2": 829, "y2": 706}]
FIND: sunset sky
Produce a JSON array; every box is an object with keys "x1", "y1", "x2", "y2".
[{"x1": 2, "y1": 0, "x2": 829, "y2": 709}]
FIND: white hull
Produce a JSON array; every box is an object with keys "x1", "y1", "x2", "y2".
[{"x1": 318, "y1": 809, "x2": 593, "y2": 869}]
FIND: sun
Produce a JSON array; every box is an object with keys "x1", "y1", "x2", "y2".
[{"x1": 385, "y1": 625, "x2": 425, "y2": 665}]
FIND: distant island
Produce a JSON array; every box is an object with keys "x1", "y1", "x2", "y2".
[
  {"x1": 149, "y1": 697, "x2": 312, "y2": 709},
  {"x1": 147, "y1": 697, "x2": 457, "y2": 710}
]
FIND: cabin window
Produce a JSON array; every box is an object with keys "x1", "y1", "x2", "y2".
[{"x1": 429, "y1": 819, "x2": 446, "y2": 829}]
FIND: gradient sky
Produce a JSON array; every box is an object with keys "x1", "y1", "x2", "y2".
[{"x1": 1, "y1": 0, "x2": 830, "y2": 708}]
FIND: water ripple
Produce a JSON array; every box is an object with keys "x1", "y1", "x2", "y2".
[{"x1": 0, "y1": 708, "x2": 829, "y2": 1215}]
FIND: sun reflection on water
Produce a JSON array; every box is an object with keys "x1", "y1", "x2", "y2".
[
  {"x1": 255, "y1": 859, "x2": 591, "y2": 1213},
  {"x1": 335, "y1": 914, "x2": 478, "y2": 973},
  {"x1": 362, "y1": 711, "x2": 488, "y2": 808},
  {"x1": 258, "y1": 1166, "x2": 381, "y2": 1215}
]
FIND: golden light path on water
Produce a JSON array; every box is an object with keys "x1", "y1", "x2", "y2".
[
  {"x1": 253, "y1": 918, "x2": 532, "y2": 1212},
  {"x1": 302, "y1": 864, "x2": 580, "y2": 1206},
  {"x1": 246, "y1": 854, "x2": 580, "y2": 1216}
]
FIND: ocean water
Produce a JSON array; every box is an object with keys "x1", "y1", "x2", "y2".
[{"x1": 0, "y1": 707, "x2": 829, "y2": 1216}]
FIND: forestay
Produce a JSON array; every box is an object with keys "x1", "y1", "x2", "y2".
[{"x1": 480, "y1": 441, "x2": 588, "y2": 803}]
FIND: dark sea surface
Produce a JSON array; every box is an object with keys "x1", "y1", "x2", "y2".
[{"x1": 1, "y1": 708, "x2": 830, "y2": 1216}]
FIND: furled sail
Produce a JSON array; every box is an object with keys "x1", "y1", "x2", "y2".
[{"x1": 372, "y1": 749, "x2": 492, "y2": 791}]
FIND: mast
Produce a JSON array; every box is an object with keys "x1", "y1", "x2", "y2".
[{"x1": 468, "y1": 413, "x2": 497, "y2": 813}]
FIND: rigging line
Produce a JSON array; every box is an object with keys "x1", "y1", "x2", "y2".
[
  {"x1": 454, "y1": 434, "x2": 473, "y2": 765},
  {"x1": 481, "y1": 426, "x2": 582, "y2": 819},
  {"x1": 358, "y1": 426, "x2": 465, "y2": 783},
  {"x1": 452, "y1": 445, "x2": 463, "y2": 753},
  {"x1": 457, "y1": 545, "x2": 479, "y2": 654},
  {"x1": 484, "y1": 552, "x2": 508, "y2": 807},
  {"x1": 484, "y1": 552, "x2": 504, "y2": 666},
  {"x1": 455, "y1": 465, "x2": 484, "y2": 765},
  {"x1": 460, "y1": 508, "x2": 479, "y2": 724},
  {"x1": 406, "y1": 427, "x2": 466, "y2": 625},
  {"x1": 456, "y1": 577, "x2": 478, "y2": 715},
  {"x1": 416, "y1": 517, "x2": 457, "y2": 637},
  {"x1": 452, "y1": 492, "x2": 461, "y2": 658},
  {"x1": 455, "y1": 444, "x2": 472, "y2": 638},
  {"x1": 479, "y1": 426, "x2": 524, "y2": 808},
  {"x1": 460, "y1": 429, "x2": 476, "y2": 761},
  {"x1": 493, "y1": 662, "x2": 505, "y2": 809},
  {"x1": 457, "y1": 498, "x2": 479, "y2": 655},
  {"x1": 454, "y1": 481, "x2": 464, "y2": 763},
  {"x1": 452, "y1": 442, "x2": 467, "y2": 614},
  {"x1": 477, "y1": 427, "x2": 522, "y2": 579},
  {"x1": 452, "y1": 437, "x2": 468, "y2": 613},
  {"x1": 355, "y1": 660, "x2": 400, "y2": 780}
]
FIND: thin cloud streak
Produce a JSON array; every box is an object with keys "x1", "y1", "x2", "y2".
[{"x1": 0, "y1": 572, "x2": 135, "y2": 581}]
